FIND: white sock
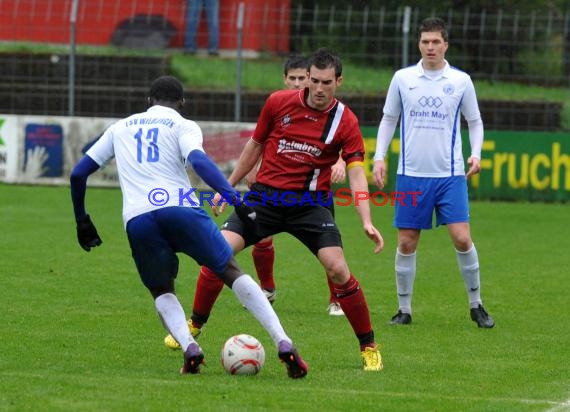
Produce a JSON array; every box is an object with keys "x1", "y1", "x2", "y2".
[
  {"x1": 456, "y1": 244, "x2": 483, "y2": 308},
  {"x1": 154, "y1": 293, "x2": 194, "y2": 352},
  {"x1": 395, "y1": 249, "x2": 416, "y2": 314},
  {"x1": 232, "y1": 275, "x2": 291, "y2": 348}
]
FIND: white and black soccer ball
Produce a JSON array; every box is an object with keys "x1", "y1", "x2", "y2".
[{"x1": 221, "y1": 334, "x2": 265, "y2": 375}]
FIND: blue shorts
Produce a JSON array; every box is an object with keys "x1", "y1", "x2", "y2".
[
  {"x1": 126, "y1": 207, "x2": 232, "y2": 291},
  {"x1": 394, "y1": 175, "x2": 469, "y2": 230}
]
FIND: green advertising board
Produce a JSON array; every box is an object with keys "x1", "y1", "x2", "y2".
[{"x1": 360, "y1": 127, "x2": 570, "y2": 202}]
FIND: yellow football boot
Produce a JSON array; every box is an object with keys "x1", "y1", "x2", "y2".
[
  {"x1": 361, "y1": 344, "x2": 383, "y2": 371},
  {"x1": 164, "y1": 320, "x2": 202, "y2": 350}
]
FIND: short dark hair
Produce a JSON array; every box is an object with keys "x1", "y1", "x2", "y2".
[
  {"x1": 283, "y1": 54, "x2": 308, "y2": 75},
  {"x1": 308, "y1": 48, "x2": 342, "y2": 78},
  {"x1": 149, "y1": 75, "x2": 184, "y2": 102},
  {"x1": 417, "y1": 17, "x2": 448, "y2": 42}
]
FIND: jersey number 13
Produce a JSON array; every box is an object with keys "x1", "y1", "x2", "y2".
[{"x1": 134, "y1": 127, "x2": 159, "y2": 163}]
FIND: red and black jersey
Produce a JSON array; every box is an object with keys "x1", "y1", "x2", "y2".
[{"x1": 252, "y1": 88, "x2": 365, "y2": 192}]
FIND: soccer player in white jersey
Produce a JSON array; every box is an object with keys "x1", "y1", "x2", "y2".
[
  {"x1": 372, "y1": 17, "x2": 494, "y2": 328},
  {"x1": 69, "y1": 76, "x2": 308, "y2": 377}
]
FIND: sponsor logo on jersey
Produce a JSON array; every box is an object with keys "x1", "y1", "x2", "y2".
[
  {"x1": 277, "y1": 138, "x2": 322, "y2": 157},
  {"x1": 443, "y1": 83, "x2": 455, "y2": 95},
  {"x1": 281, "y1": 114, "x2": 291, "y2": 128},
  {"x1": 418, "y1": 96, "x2": 443, "y2": 108}
]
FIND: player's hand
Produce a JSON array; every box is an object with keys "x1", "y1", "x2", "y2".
[
  {"x1": 244, "y1": 169, "x2": 257, "y2": 189},
  {"x1": 235, "y1": 202, "x2": 258, "y2": 233},
  {"x1": 363, "y1": 223, "x2": 384, "y2": 254},
  {"x1": 210, "y1": 192, "x2": 228, "y2": 216},
  {"x1": 373, "y1": 160, "x2": 387, "y2": 189},
  {"x1": 331, "y1": 159, "x2": 346, "y2": 183},
  {"x1": 466, "y1": 156, "x2": 481, "y2": 179},
  {"x1": 211, "y1": 192, "x2": 245, "y2": 217},
  {"x1": 76, "y1": 214, "x2": 102, "y2": 252}
]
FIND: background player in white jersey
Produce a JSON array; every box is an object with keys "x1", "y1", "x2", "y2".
[
  {"x1": 373, "y1": 17, "x2": 494, "y2": 328},
  {"x1": 69, "y1": 76, "x2": 307, "y2": 377}
]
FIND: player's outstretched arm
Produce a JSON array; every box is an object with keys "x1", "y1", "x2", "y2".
[
  {"x1": 70, "y1": 155, "x2": 103, "y2": 251},
  {"x1": 187, "y1": 149, "x2": 239, "y2": 216},
  {"x1": 187, "y1": 150, "x2": 237, "y2": 201},
  {"x1": 347, "y1": 165, "x2": 384, "y2": 254},
  {"x1": 187, "y1": 150, "x2": 257, "y2": 228},
  {"x1": 227, "y1": 139, "x2": 264, "y2": 186}
]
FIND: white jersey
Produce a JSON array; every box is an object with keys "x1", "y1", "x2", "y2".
[
  {"x1": 87, "y1": 105, "x2": 203, "y2": 226},
  {"x1": 382, "y1": 60, "x2": 481, "y2": 177}
]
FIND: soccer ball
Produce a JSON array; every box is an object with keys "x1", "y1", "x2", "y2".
[{"x1": 221, "y1": 334, "x2": 265, "y2": 375}]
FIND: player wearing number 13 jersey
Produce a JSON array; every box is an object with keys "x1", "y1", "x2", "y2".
[
  {"x1": 86, "y1": 104, "x2": 203, "y2": 225},
  {"x1": 69, "y1": 75, "x2": 308, "y2": 378}
]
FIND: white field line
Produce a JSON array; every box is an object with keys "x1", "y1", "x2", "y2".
[
  {"x1": 545, "y1": 398, "x2": 570, "y2": 412},
  {"x1": 298, "y1": 386, "x2": 570, "y2": 408},
  {"x1": 1, "y1": 370, "x2": 568, "y2": 409}
]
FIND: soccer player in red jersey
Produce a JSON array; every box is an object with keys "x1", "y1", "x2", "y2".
[
  {"x1": 244, "y1": 54, "x2": 347, "y2": 316},
  {"x1": 243, "y1": 55, "x2": 310, "y2": 307},
  {"x1": 197, "y1": 48, "x2": 385, "y2": 371},
  {"x1": 163, "y1": 54, "x2": 347, "y2": 353}
]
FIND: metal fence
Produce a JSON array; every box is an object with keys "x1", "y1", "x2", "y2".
[
  {"x1": 289, "y1": 5, "x2": 570, "y2": 86},
  {"x1": 0, "y1": 1, "x2": 569, "y2": 130}
]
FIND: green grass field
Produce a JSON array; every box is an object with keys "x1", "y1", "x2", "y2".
[{"x1": 1, "y1": 183, "x2": 569, "y2": 411}]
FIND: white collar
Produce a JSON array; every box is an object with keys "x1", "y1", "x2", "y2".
[{"x1": 415, "y1": 59, "x2": 450, "y2": 79}]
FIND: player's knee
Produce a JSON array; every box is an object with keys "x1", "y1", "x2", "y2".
[
  {"x1": 398, "y1": 229, "x2": 420, "y2": 253},
  {"x1": 398, "y1": 244, "x2": 416, "y2": 255},
  {"x1": 454, "y1": 237, "x2": 472, "y2": 252},
  {"x1": 325, "y1": 261, "x2": 350, "y2": 285},
  {"x1": 398, "y1": 238, "x2": 418, "y2": 254}
]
